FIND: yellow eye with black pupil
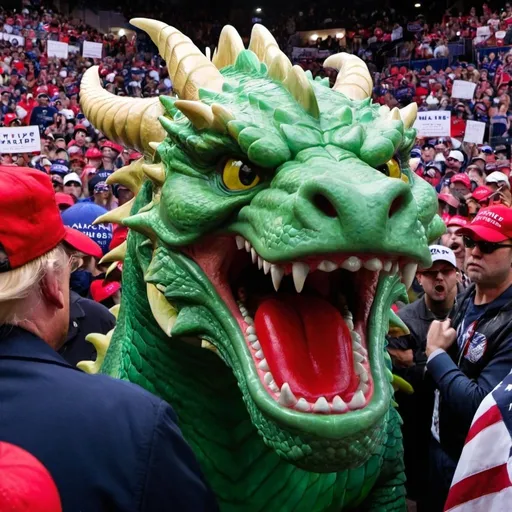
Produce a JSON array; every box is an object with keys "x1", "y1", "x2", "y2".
[
  {"x1": 222, "y1": 159, "x2": 260, "y2": 191},
  {"x1": 377, "y1": 158, "x2": 408, "y2": 183}
]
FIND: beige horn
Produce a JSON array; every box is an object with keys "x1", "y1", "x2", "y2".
[
  {"x1": 80, "y1": 66, "x2": 166, "y2": 158},
  {"x1": 130, "y1": 18, "x2": 224, "y2": 100},
  {"x1": 323, "y1": 53, "x2": 373, "y2": 101}
]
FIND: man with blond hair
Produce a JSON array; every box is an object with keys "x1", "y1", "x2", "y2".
[{"x1": 0, "y1": 167, "x2": 218, "y2": 511}]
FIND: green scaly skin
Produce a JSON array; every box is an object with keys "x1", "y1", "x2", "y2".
[{"x1": 96, "y1": 49, "x2": 444, "y2": 510}]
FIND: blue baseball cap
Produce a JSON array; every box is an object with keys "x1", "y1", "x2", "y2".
[
  {"x1": 61, "y1": 202, "x2": 113, "y2": 255},
  {"x1": 50, "y1": 163, "x2": 69, "y2": 175}
]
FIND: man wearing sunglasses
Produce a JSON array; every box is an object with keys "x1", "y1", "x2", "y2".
[{"x1": 424, "y1": 205, "x2": 512, "y2": 511}]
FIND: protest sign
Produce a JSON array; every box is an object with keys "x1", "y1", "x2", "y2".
[
  {"x1": 464, "y1": 120, "x2": 486, "y2": 144},
  {"x1": 47, "y1": 40, "x2": 68, "y2": 59},
  {"x1": 82, "y1": 41, "x2": 103, "y2": 59},
  {"x1": 413, "y1": 110, "x2": 451, "y2": 137},
  {"x1": 291, "y1": 47, "x2": 333, "y2": 61},
  {"x1": 0, "y1": 33, "x2": 25, "y2": 47},
  {"x1": 451, "y1": 80, "x2": 476, "y2": 100},
  {"x1": 0, "y1": 126, "x2": 41, "y2": 153}
]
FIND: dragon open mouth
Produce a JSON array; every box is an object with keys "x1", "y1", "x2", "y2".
[{"x1": 184, "y1": 234, "x2": 417, "y2": 416}]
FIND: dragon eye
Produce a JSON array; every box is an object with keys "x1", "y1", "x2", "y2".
[
  {"x1": 222, "y1": 159, "x2": 261, "y2": 191},
  {"x1": 376, "y1": 158, "x2": 409, "y2": 183}
]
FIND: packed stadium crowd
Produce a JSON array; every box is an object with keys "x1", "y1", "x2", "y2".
[{"x1": 1, "y1": 1, "x2": 512, "y2": 511}]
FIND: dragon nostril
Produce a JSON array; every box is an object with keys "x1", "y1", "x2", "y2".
[
  {"x1": 313, "y1": 194, "x2": 338, "y2": 218},
  {"x1": 389, "y1": 196, "x2": 404, "y2": 218}
]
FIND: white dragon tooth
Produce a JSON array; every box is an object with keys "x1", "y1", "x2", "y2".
[
  {"x1": 278, "y1": 382, "x2": 298, "y2": 407},
  {"x1": 295, "y1": 398, "x2": 311, "y2": 412},
  {"x1": 383, "y1": 260, "x2": 392, "y2": 272},
  {"x1": 248, "y1": 334, "x2": 258, "y2": 342},
  {"x1": 312, "y1": 396, "x2": 330, "y2": 414},
  {"x1": 270, "y1": 264, "x2": 284, "y2": 292},
  {"x1": 239, "y1": 307, "x2": 248, "y2": 316},
  {"x1": 402, "y1": 262, "x2": 418, "y2": 290},
  {"x1": 235, "y1": 236, "x2": 245, "y2": 250},
  {"x1": 263, "y1": 260, "x2": 271, "y2": 275},
  {"x1": 246, "y1": 326, "x2": 255, "y2": 335},
  {"x1": 269, "y1": 381, "x2": 280, "y2": 393},
  {"x1": 361, "y1": 370, "x2": 369, "y2": 383},
  {"x1": 245, "y1": 240, "x2": 251, "y2": 252},
  {"x1": 258, "y1": 256, "x2": 263, "y2": 270},
  {"x1": 359, "y1": 383, "x2": 369, "y2": 394},
  {"x1": 391, "y1": 262, "x2": 399, "y2": 275},
  {"x1": 255, "y1": 350, "x2": 264, "y2": 359},
  {"x1": 258, "y1": 359, "x2": 270, "y2": 371},
  {"x1": 264, "y1": 372, "x2": 273, "y2": 385},
  {"x1": 317, "y1": 260, "x2": 338, "y2": 272},
  {"x1": 351, "y1": 331, "x2": 361, "y2": 344},
  {"x1": 292, "y1": 262, "x2": 309, "y2": 293},
  {"x1": 332, "y1": 395, "x2": 348, "y2": 413},
  {"x1": 354, "y1": 362, "x2": 365, "y2": 375},
  {"x1": 341, "y1": 256, "x2": 362, "y2": 272},
  {"x1": 364, "y1": 258, "x2": 383, "y2": 272},
  {"x1": 244, "y1": 316, "x2": 254, "y2": 325},
  {"x1": 353, "y1": 351, "x2": 365, "y2": 363},
  {"x1": 348, "y1": 390, "x2": 366, "y2": 410},
  {"x1": 251, "y1": 248, "x2": 257, "y2": 264},
  {"x1": 344, "y1": 318, "x2": 354, "y2": 330},
  {"x1": 252, "y1": 340, "x2": 261, "y2": 350}
]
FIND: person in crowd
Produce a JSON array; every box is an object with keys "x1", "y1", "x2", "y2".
[
  {"x1": 441, "y1": 215, "x2": 471, "y2": 289},
  {"x1": 450, "y1": 173, "x2": 472, "y2": 199},
  {"x1": 29, "y1": 93, "x2": 57, "y2": 130},
  {"x1": 90, "y1": 279, "x2": 122, "y2": 309},
  {"x1": 425, "y1": 206, "x2": 512, "y2": 511},
  {"x1": 93, "y1": 181, "x2": 117, "y2": 211},
  {"x1": 485, "y1": 171, "x2": 512, "y2": 207},
  {"x1": 55, "y1": 192, "x2": 76, "y2": 212},
  {"x1": 0, "y1": 167, "x2": 218, "y2": 512},
  {"x1": 388, "y1": 245, "x2": 459, "y2": 510},
  {"x1": 444, "y1": 150, "x2": 465, "y2": 178},
  {"x1": 466, "y1": 164, "x2": 486, "y2": 189},
  {"x1": 63, "y1": 172, "x2": 83, "y2": 200}
]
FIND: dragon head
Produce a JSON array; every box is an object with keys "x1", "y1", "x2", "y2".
[{"x1": 81, "y1": 19, "x2": 444, "y2": 473}]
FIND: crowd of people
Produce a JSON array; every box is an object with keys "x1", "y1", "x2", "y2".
[{"x1": 1, "y1": 0, "x2": 512, "y2": 511}]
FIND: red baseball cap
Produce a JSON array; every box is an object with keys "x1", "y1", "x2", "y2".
[
  {"x1": 100, "y1": 140, "x2": 123, "y2": 154},
  {"x1": 447, "y1": 215, "x2": 470, "y2": 228},
  {"x1": 450, "y1": 173, "x2": 471, "y2": 189},
  {"x1": 456, "y1": 206, "x2": 512, "y2": 242},
  {"x1": 472, "y1": 186, "x2": 493, "y2": 203},
  {"x1": 0, "y1": 167, "x2": 103, "y2": 271},
  {"x1": 90, "y1": 279, "x2": 121, "y2": 303},
  {"x1": 85, "y1": 147, "x2": 102, "y2": 159},
  {"x1": 438, "y1": 193, "x2": 459, "y2": 209},
  {"x1": 54, "y1": 192, "x2": 75, "y2": 207}
]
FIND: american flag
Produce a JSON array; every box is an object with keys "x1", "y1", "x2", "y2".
[{"x1": 444, "y1": 371, "x2": 512, "y2": 511}]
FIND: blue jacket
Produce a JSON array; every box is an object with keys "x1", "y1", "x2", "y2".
[{"x1": 0, "y1": 326, "x2": 218, "y2": 512}]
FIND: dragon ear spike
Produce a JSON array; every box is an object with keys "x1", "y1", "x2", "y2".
[
  {"x1": 390, "y1": 107, "x2": 401, "y2": 121},
  {"x1": 76, "y1": 331, "x2": 112, "y2": 374},
  {"x1": 109, "y1": 304, "x2": 121, "y2": 319},
  {"x1": 99, "y1": 240, "x2": 127, "y2": 265},
  {"x1": 268, "y1": 52, "x2": 292, "y2": 83},
  {"x1": 283, "y1": 65, "x2": 320, "y2": 119},
  {"x1": 149, "y1": 141, "x2": 161, "y2": 151},
  {"x1": 211, "y1": 103, "x2": 235, "y2": 132},
  {"x1": 130, "y1": 18, "x2": 224, "y2": 100},
  {"x1": 212, "y1": 25, "x2": 245, "y2": 69},
  {"x1": 400, "y1": 102, "x2": 417, "y2": 129},
  {"x1": 146, "y1": 283, "x2": 178, "y2": 337},
  {"x1": 159, "y1": 95, "x2": 179, "y2": 117},
  {"x1": 105, "y1": 260, "x2": 120, "y2": 278},
  {"x1": 323, "y1": 53, "x2": 373, "y2": 101},
  {"x1": 93, "y1": 197, "x2": 135, "y2": 226},
  {"x1": 106, "y1": 162, "x2": 145, "y2": 193},
  {"x1": 142, "y1": 163, "x2": 166, "y2": 185},
  {"x1": 248, "y1": 24, "x2": 280, "y2": 63},
  {"x1": 174, "y1": 99, "x2": 214, "y2": 130}
]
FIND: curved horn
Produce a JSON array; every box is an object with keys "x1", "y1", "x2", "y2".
[
  {"x1": 130, "y1": 18, "x2": 224, "y2": 100},
  {"x1": 323, "y1": 53, "x2": 373, "y2": 101},
  {"x1": 212, "y1": 25, "x2": 245, "y2": 69},
  {"x1": 80, "y1": 66, "x2": 166, "y2": 157},
  {"x1": 249, "y1": 24, "x2": 292, "y2": 68}
]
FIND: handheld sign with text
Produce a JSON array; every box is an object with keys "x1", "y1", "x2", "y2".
[
  {"x1": 413, "y1": 111, "x2": 451, "y2": 137},
  {"x1": 0, "y1": 126, "x2": 41, "y2": 153},
  {"x1": 464, "y1": 120, "x2": 486, "y2": 144},
  {"x1": 452, "y1": 80, "x2": 476, "y2": 100},
  {"x1": 82, "y1": 41, "x2": 103, "y2": 59},
  {"x1": 47, "y1": 40, "x2": 69, "y2": 59}
]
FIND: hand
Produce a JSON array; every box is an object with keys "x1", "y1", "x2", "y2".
[
  {"x1": 426, "y1": 319, "x2": 456, "y2": 357},
  {"x1": 388, "y1": 348, "x2": 414, "y2": 368},
  {"x1": 498, "y1": 188, "x2": 512, "y2": 207}
]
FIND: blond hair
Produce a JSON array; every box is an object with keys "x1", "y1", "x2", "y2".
[{"x1": 0, "y1": 244, "x2": 69, "y2": 326}]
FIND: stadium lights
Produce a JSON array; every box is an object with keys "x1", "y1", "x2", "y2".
[
  {"x1": 414, "y1": 3, "x2": 421, "y2": 7},
  {"x1": 255, "y1": 7, "x2": 262, "y2": 13},
  {"x1": 336, "y1": 32, "x2": 344, "y2": 39},
  {"x1": 118, "y1": 29, "x2": 125, "y2": 36},
  {"x1": 311, "y1": 33, "x2": 319, "y2": 40}
]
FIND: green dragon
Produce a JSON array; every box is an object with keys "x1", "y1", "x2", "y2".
[{"x1": 78, "y1": 18, "x2": 444, "y2": 511}]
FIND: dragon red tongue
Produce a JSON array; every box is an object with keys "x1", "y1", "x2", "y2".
[{"x1": 255, "y1": 295, "x2": 356, "y2": 401}]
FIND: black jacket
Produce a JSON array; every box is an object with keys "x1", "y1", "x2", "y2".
[
  {"x1": 428, "y1": 283, "x2": 512, "y2": 460},
  {"x1": 58, "y1": 291, "x2": 115, "y2": 367},
  {"x1": 0, "y1": 327, "x2": 218, "y2": 511}
]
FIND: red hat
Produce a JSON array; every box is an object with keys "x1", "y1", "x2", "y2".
[
  {"x1": 54, "y1": 192, "x2": 75, "y2": 207},
  {"x1": 3, "y1": 113, "x2": 18, "y2": 126},
  {"x1": 85, "y1": 147, "x2": 102, "y2": 159},
  {"x1": 0, "y1": 166, "x2": 103, "y2": 271},
  {"x1": 90, "y1": 279, "x2": 121, "y2": 303},
  {"x1": 0, "y1": 442, "x2": 62, "y2": 512},
  {"x1": 74, "y1": 124, "x2": 87, "y2": 134},
  {"x1": 438, "y1": 193, "x2": 460, "y2": 209},
  {"x1": 109, "y1": 225, "x2": 128, "y2": 250},
  {"x1": 447, "y1": 215, "x2": 470, "y2": 228},
  {"x1": 451, "y1": 173, "x2": 471, "y2": 189},
  {"x1": 456, "y1": 206, "x2": 512, "y2": 242},
  {"x1": 100, "y1": 140, "x2": 123, "y2": 154},
  {"x1": 128, "y1": 151, "x2": 142, "y2": 162},
  {"x1": 472, "y1": 186, "x2": 493, "y2": 203},
  {"x1": 441, "y1": 212, "x2": 451, "y2": 224}
]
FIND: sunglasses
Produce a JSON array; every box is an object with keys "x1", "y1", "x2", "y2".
[
  {"x1": 420, "y1": 268, "x2": 456, "y2": 279},
  {"x1": 463, "y1": 236, "x2": 512, "y2": 254}
]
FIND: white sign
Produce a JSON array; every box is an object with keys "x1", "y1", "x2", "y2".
[
  {"x1": 68, "y1": 45, "x2": 80, "y2": 54},
  {"x1": 82, "y1": 41, "x2": 103, "y2": 59},
  {"x1": 0, "y1": 126, "x2": 41, "y2": 153},
  {"x1": 464, "y1": 120, "x2": 486, "y2": 144},
  {"x1": 47, "y1": 40, "x2": 69, "y2": 59},
  {"x1": 0, "y1": 32, "x2": 25, "y2": 47},
  {"x1": 413, "y1": 111, "x2": 451, "y2": 137},
  {"x1": 452, "y1": 80, "x2": 476, "y2": 100}
]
